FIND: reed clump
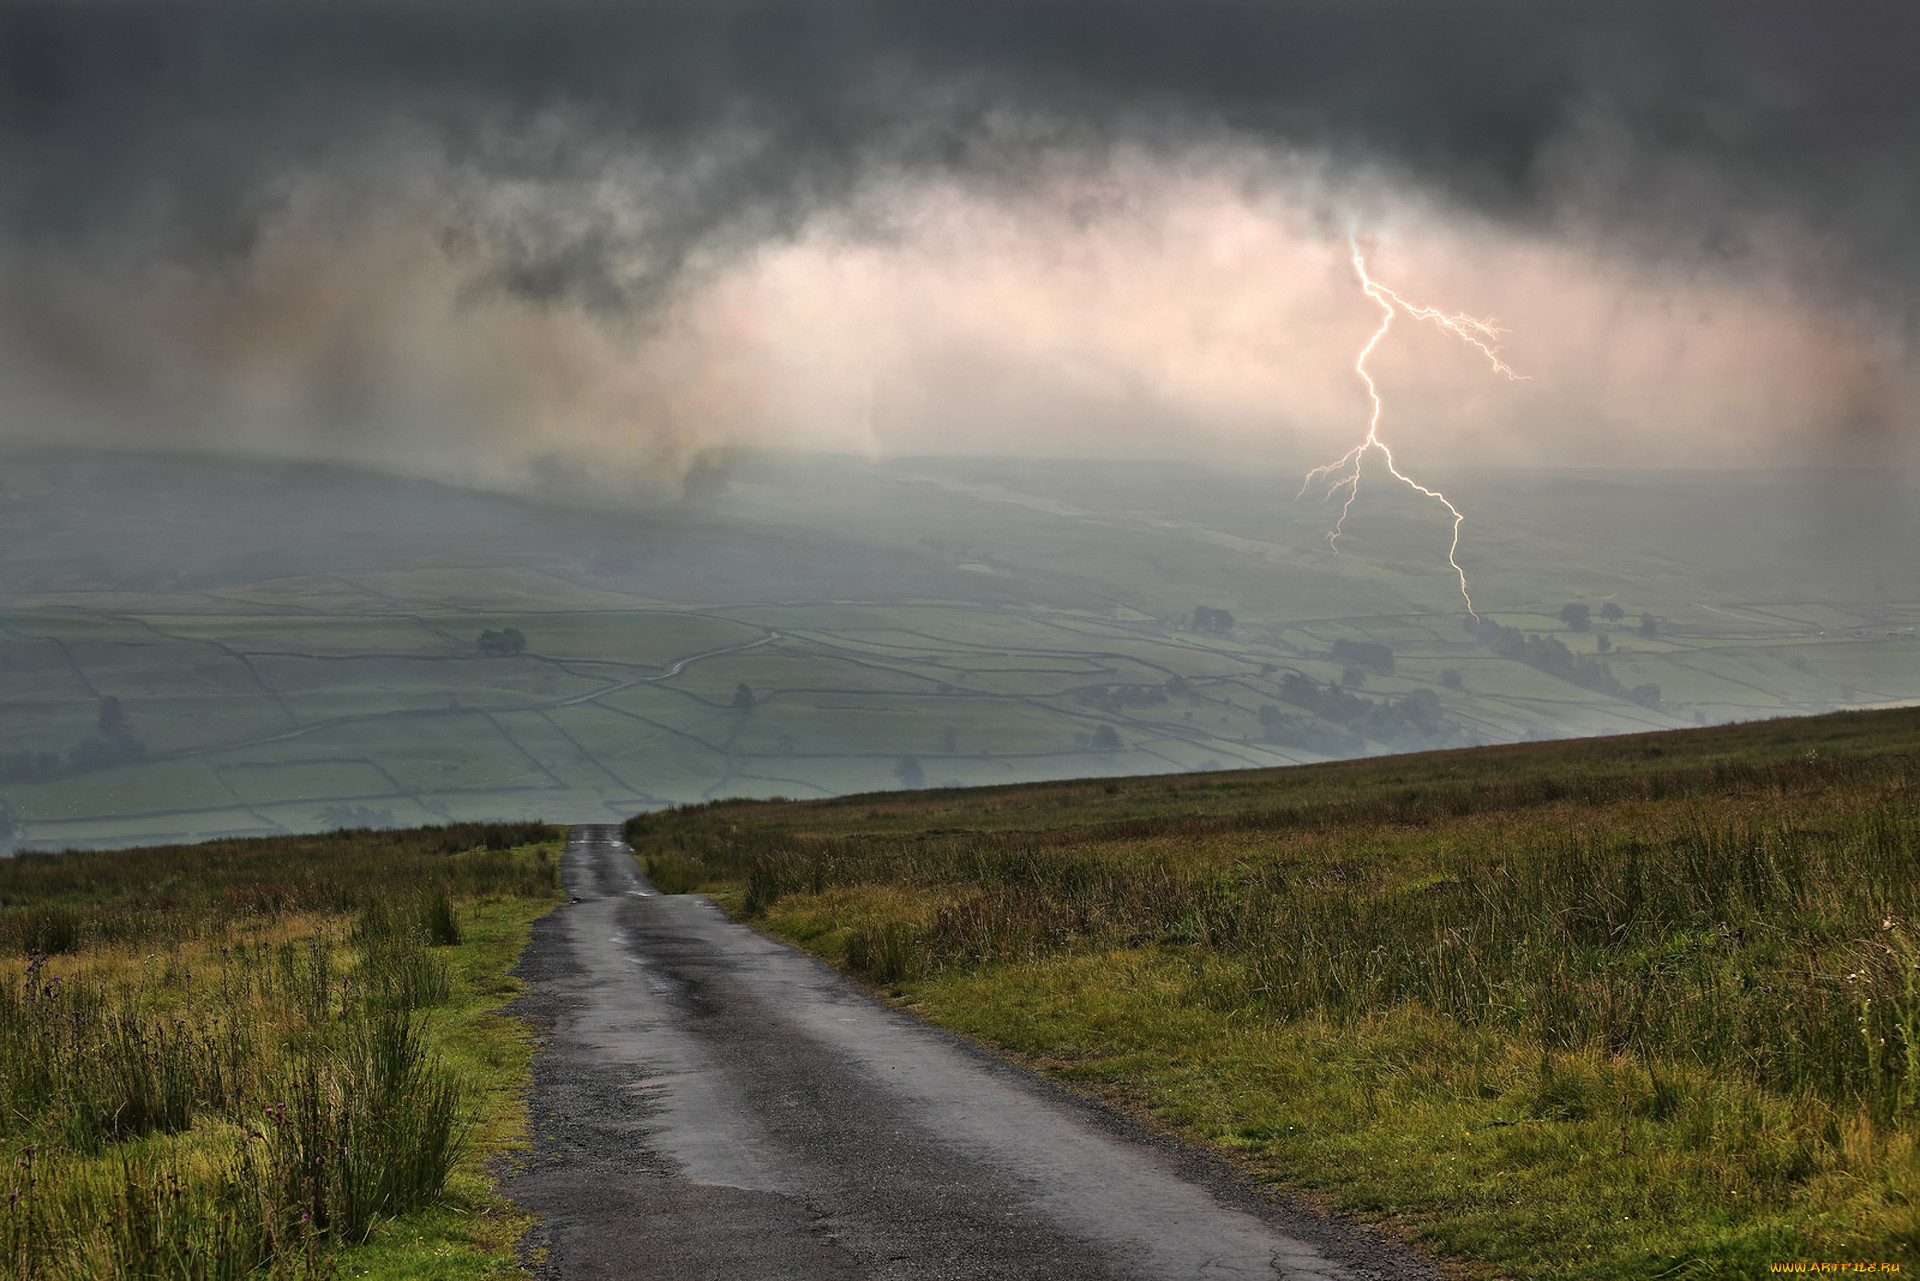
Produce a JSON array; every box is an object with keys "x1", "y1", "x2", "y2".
[{"x1": 0, "y1": 821, "x2": 559, "y2": 1278}]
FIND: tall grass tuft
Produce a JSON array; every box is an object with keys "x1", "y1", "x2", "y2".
[
  {"x1": 418, "y1": 887, "x2": 462, "y2": 949},
  {"x1": 14, "y1": 908, "x2": 80, "y2": 956},
  {"x1": 0, "y1": 822, "x2": 558, "y2": 1277},
  {"x1": 266, "y1": 1007, "x2": 463, "y2": 1244}
]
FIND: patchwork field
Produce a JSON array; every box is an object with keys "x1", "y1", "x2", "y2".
[{"x1": 1, "y1": 451, "x2": 1915, "y2": 848}]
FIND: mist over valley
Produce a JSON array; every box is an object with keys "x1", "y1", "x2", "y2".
[{"x1": 2, "y1": 446, "x2": 1912, "y2": 850}]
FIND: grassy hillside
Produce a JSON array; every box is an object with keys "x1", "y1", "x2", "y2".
[
  {"x1": 629, "y1": 707, "x2": 1920, "y2": 1278},
  {"x1": 0, "y1": 823, "x2": 561, "y2": 1279}
]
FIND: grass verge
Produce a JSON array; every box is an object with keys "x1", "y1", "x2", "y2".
[
  {"x1": 0, "y1": 823, "x2": 562, "y2": 1279},
  {"x1": 632, "y1": 708, "x2": 1920, "y2": 1279},
  {"x1": 333, "y1": 891, "x2": 554, "y2": 1280}
]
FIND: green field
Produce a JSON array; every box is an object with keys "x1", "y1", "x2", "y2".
[
  {"x1": 1, "y1": 451, "x2": 1915, "y2": 849},
  {"x1": 629, "y1": 707, "x2": 1920, "y2": 1278}
]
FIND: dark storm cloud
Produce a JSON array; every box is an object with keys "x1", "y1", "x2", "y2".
[
  {"x1": 0, "y1": 0, "x2": 1917, "y2": 486},
  {"x1": 4, "y1": 0, "x2": 1918, "y2": 310}
]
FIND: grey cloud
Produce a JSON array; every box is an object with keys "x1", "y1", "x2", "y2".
[
  {"x1": 5, "y1": 1, "x2": 1918, "y2": 299},
  {"x1": 1, "y1": 0, "x2": 1916, "y2": 480}
]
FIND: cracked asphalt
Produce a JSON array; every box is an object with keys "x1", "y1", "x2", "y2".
[{"x1": 502, "y1": 824, "x2": 1446, "y2": 1280}]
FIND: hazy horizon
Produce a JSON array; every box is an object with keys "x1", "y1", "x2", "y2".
[{"x1": 0, "y1": 445, "x2": 1912, "y2": 850}]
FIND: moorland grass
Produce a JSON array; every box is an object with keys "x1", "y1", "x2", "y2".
[
  {"x1": 629, "y1": 707, "x2": 1920, "y2": 1277},
  {"x1": 0, "y1": 822, "x2": 560, "y2": 1279}
]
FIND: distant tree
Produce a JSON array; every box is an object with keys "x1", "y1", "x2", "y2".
[
  {"x1": 1191, "y1": 606, "x2": 1235, "y2": 636},
  {"x1": 1440, "y1": 669, "x2": 1463, "y2": 690},
  {"x1": 1630, "y1": 683, "x2": 1662, "y2": 707},
  {"x1": 477, "y1": 628, "x2": 527, "y2": 656},
  {"x1": 1596, "y1": 632, "x2": 1611, "y2": 653},
  {"x1": 1399, "y1": 687, "x2": 1445, "y2": 734},
  {"x1": 1092, "y1": 724, "x2": 1122, "y2": 752},
  {"x1": 732, "y1": 683, "x2": 756, "y2": 710},
  {"x1": 1331, "y1": 638, "x2": 1394, "y2": 675},
  {"x1": 0, "y1": 799, "x2": 16, "y2": 844},
  {"x1": 1165, "y1": 675, "x2": 1192, "y2": 698},
  {"x1": 893, "y1": 755, "x2": 925, "y2": 788},
  {"x1": 1638, "y1": 612, "x2": 1659, "y2": 639},
  {"x1": 1340, "y1": 666, "x2": 1367, "y2": 689},
  {"x1": 941, "y1": 724, "x2": 959, "y2": 754},
  {"x1": 98, "y1": 695, "x2": 127, "y2": 736},
  {"x1": 1599, "y1": 602, "x2": 1626, "y2": 623},
  {"x1": 1559, "y1": 603, "x2": 1591, "y2": 632}
]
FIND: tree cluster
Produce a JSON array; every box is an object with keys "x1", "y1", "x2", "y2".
[
  {"x1": 1559, "y1": 601, "x2": 1653, "y2": 637},
  {"x1": 1256, "y1": 704, "x2": 1366, "y2": 757},
  {"x1": 0, "y1": 697, "x2": 146, "y2": 783},
  {"x1": 1475, "y1": 618, "x2": 1660, "y2": 706},
  {"x1": 1191, "y1": 606, "x2": 1235, "y2": 636},
  {"x1": 1272, "y1": 675, "x2": 1464, "y2": 750},
  {"x1": 476, "y1": 627, "x2": 527, "y2": 656},
  {"x1": 1330, "y1": 637, "x2": 1394, "y2": 675}
]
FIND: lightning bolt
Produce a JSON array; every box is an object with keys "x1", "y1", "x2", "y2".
[{"x1": 1299, "y1": 230, "x2": 1524, "y2": 618}]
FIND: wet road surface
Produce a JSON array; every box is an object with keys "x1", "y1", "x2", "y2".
[{"x1": 503, "y1": 824, "x2": 1444, "y2": 1280}]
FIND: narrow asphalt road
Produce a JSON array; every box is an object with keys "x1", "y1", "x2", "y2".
[{"x1": 503, "y1": 825, "x2": 1445, "y2": 1280}]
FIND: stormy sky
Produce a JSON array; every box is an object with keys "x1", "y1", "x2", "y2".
[{"x1": 3, "y1": 0, "x2": 1917, "y2": 492}]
